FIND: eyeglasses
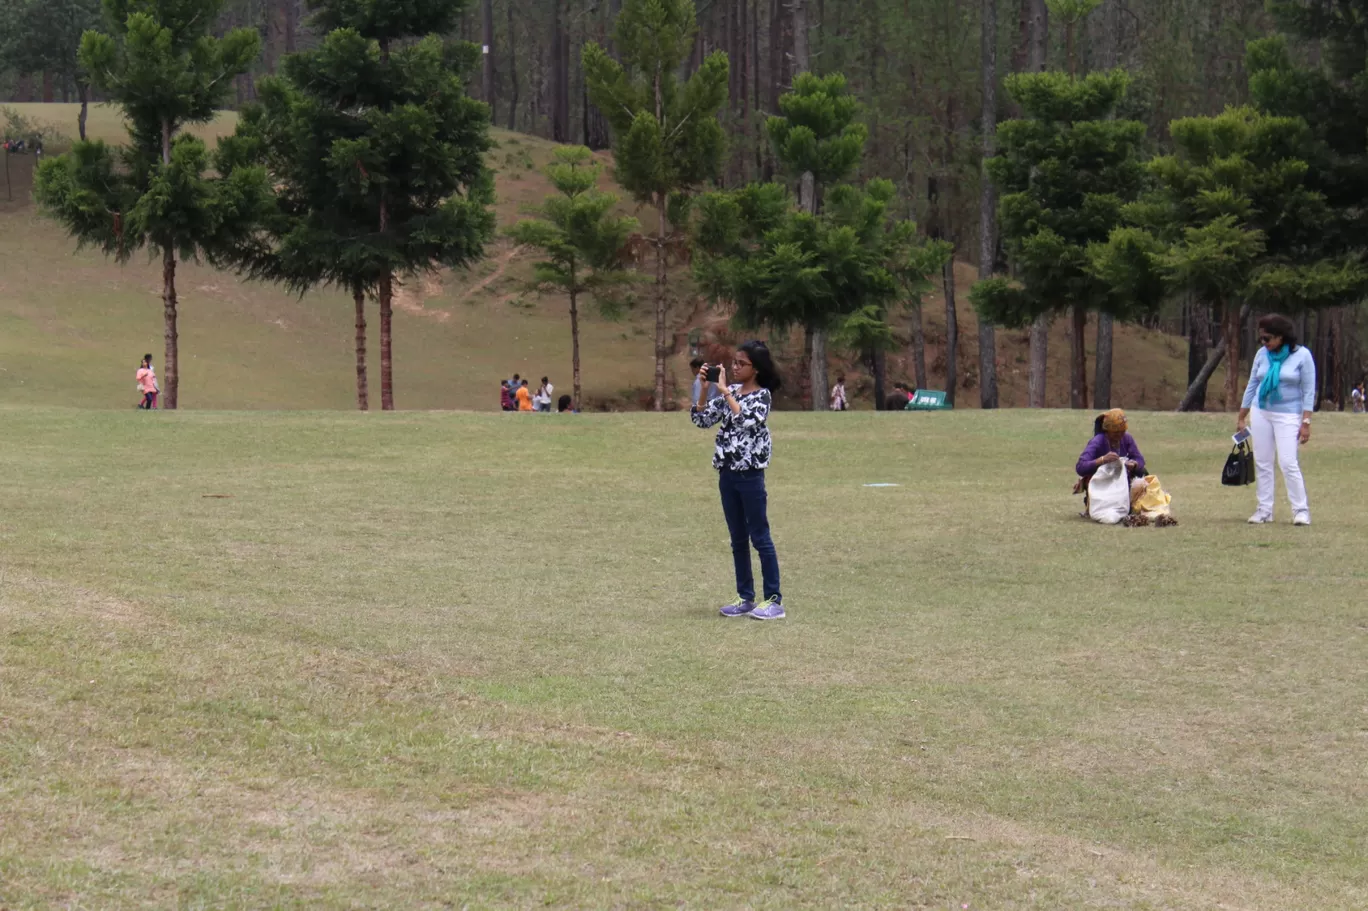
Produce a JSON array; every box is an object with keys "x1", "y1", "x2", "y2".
[
  {"x1": 1259, "y1": 335, "x2": 1275, "y2": 344},
  {"x1": 732, "y1": 360, "x2": 753, "y2": 369}
]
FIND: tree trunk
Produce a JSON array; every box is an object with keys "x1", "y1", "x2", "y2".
[
  {"x1": 571, "y1": 286, "x2": 583, "y2": 410},
  {"x1": 508, "y1": 0, "x2": 517, "y2": 131},
  {"x1": 943, "y1": 255, "x2": 958, "y2": 407},
  {"x1": 799, "y1": 328, "x2": 814, "y2": 410},
  {"x1": 978, "y1": 0, "x2": 999, "y2": 410},
  {"x1": 872, "y1": 348, "x2": 887, "y2": 410},
  {"x1": 1029, "y1": 2, "x2": 1049, "y2": 75},
  {"x1": 354, "y1": 286, "x2": 369, "y2": 411},
  {"x1": 551, "y1": 0, "x2": 570, "y2": 142},
  {"x1": 1177, "y1": 304, "x2": 1248, "y2": 412},
  {"x1": 286, "y1": 0, "x2": 298, "y2": 52},
  {"x1": 1028, "y1": 314, "x2": 1049, "y2": 407},
  {"x1": 653, "y1": 197, "x2": 669, "y2": 412},
  {"x1": 1070, "y1": 304, "x2": 1088, "y2": 409},
  {"x1": 77, "y1": 82, "x2": 89, "y2": 141},
  {"x1": 1222, "y1": 298, "x2": 1242, "y2": 411},
  {"x1": 266, "y1": 0, "x2": 286, "y2": 73},
  {"x1": 379, "y1": 272, "x2": 395, "y2": 410},
  {"x1": 909, "y1": 301, "x2": 928, "y2": 390},
  {"x1": 1094, "y1": 312, "x2": 1113, "y2": 409},
  {"x1": 1186, "y1": 298, "x2": 1208, "y2": 412},
  {"x1": 792, "y1": 0, "x2": 809, "y2": 73},
  {"x1": 160, "y1": 246, "x2": 180, "y2": 410},
  {"x1": 809, "y1": 326, "x2": 827, "y2": 412},
  {"x1": 483, "y1": 0, "x2": 496, "y2": 110}
]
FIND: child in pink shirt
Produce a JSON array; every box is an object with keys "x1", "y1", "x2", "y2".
[{"x1": 136, "y1": 355, "x2": 158, "y2": 409}]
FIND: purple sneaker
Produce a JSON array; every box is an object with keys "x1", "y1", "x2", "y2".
[
  {"x1": 750, "y1": 598, "x2": 786, "y2": 621},
  {"x1": 720, "y1": 597, "x2": 756, "y2": 617}
]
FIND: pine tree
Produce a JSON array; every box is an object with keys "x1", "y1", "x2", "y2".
[
  {"x1": 507, "y1": 146, "x2": 638, "y2": 411},
  {"x1": 696, "y1": 177, "x2": 946, "y2": 409},
  {"x1": 221, "y1": 0, "x2": 496, "y2": 410},
  {"x1": 0, "y1": 0, "x2": 101, "y2": 139},
  {"x1": 583, "y1": 0, "x2": 729, "y2": 411},
  {"x1": 1091, "y1": 106, "x2": 1368, "y2": 411},
  {"x1": 970, "y1": 69, "x2": 1146, "y2": 409},
  {"x1": 33, "y1": 0, "x2": 269, "y2": 410},
  {"x1": 766, "y1": 72, "x2": 866, "y2": 410}
]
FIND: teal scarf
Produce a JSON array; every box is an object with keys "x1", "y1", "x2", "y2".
[{"x1": 1258, "y1": 345, "x2": 1291, "y2": 408}]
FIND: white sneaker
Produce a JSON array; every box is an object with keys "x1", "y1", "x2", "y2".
[
  {"x1": 1248, "y1": 513, "x2": 1273, "y2": 524},
  {"x1": 1293, "y1": 512, "x2": 1311, "y2": 526}
]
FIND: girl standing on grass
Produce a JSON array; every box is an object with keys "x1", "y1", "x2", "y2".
[{"x1": 691, "y1": 340, "x2": 785, "y2": 621}]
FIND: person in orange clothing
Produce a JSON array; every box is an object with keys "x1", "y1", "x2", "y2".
[
  {"x1": 516, "y1": 379, "x2": 534, "y2": 411},
  {"x1": 135, "y1": 354, "x2": 159, "y2": 409}
]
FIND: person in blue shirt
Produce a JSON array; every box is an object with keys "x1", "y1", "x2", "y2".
[{"x1": 1236, "y1": 313, "x2": 1316, "y2": 526}]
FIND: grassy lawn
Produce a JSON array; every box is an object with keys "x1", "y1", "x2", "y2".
[{"x1": 2, "y1": 407, "x2": 1365, "y2": 908}]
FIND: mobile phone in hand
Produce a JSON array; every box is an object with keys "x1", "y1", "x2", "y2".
[
  {"x1": 705, "y1": 365, "x2": 721, "y2": 383},
  {"x1": 1233, "y1": 428, "x2": 1251, "y2": 445}
]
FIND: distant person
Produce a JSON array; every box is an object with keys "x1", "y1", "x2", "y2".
[
  {"x1": 534, "y1": 377, "x2": 554, "y2": 412},
  {"x1": 135, "y1": 354, "x2": 159, "y2": 410},
  {"x1": 1237, "y1": 313, "x2": 1315, "y2": 526},
  {"x1": 690, "y1": 357, "x2": 719, "y2": 406},
  {"x1": 516, "y1": 379, "x2": 534, "y2": 412},
  {"x1": 500, "y1": 380, "x2": 514, "y2": 412},
  {"x1": 829, "y1": 375, "x2": 848, "y2": 411},
  {"x1": 692, "y1": 341, "x2": 785, "y2": 621},
  {"x1": 885, "y1": 386, "x2": 911, "y2": 411},
  {"x1": 1352, "y1": 381, "x2": 1365, "y2": 414},
  {"x1": 557, "y1": 394, "x2": 573, "y2": 413}
]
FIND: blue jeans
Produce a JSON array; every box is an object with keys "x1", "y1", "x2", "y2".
[{"x1": 718, "y1": 468, "x2": 781, "y2": 603}]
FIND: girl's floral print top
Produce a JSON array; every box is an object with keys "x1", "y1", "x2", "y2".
[{"x1": 691, "y1": 386, "x2": 773, "y2": 471}]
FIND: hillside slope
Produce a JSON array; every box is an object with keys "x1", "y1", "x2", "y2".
[{"x1": 0, "y1": 104, "x2": 1220, "y2": 410}]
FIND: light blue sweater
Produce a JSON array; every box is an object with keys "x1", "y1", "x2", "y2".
[{"x1": 1241, "y1": 345, "x2": 1316, "y2": 414}]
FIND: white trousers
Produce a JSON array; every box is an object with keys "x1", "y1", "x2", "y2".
[{"x1": 1251, "y1": 408, "x2": 1310, "y2": 518}]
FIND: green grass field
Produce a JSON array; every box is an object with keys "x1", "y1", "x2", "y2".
[{"x1": 2, "y1": 407, "x2": 1365, "y2": 908}]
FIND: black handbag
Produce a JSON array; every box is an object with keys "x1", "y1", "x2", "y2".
[{"x1": 1222, "y1": 441, "x2": 1254, "y2": 486}]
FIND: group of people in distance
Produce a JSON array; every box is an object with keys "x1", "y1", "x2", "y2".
[
  {"x1": 825, "y1": 376, "x2": 921, "y2": 412},
  {"x1": 500, "y1": 374, "x2": 571, "y2": 413},
  {"x1": 1074, "y1": 312, "x2": 1320, "y2": 527}
]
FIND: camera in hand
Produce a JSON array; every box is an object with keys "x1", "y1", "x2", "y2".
[{"x1": 705, "y1": 365, "x2": 721, "y2": 383}]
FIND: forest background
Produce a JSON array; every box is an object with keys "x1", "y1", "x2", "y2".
[{"x1": 1, "y1": 0, "x2": 1362, "y2": 412}]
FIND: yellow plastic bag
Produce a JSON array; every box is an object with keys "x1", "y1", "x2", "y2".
[{"x1": 1135, "y1": 475, "x2": 1172, "y2": 518}]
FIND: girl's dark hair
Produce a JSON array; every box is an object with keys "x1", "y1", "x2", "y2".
[
  {"x1": 1257, "y1": 313, "x2": 1299, "y2": 352},
  {"x1": 1094, "y1": 414, "x2": 1105, "y2": 436},
  {"x1": 557, "y1": 394, "x2": 572, "y2": 411},
  {"x1": 739, "y1": 340, "x2": 782, "y2": 392}
]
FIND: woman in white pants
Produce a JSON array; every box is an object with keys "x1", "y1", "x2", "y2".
[{"x1": 1236, "y1": 313, "x2": 1316, "y2": 526}]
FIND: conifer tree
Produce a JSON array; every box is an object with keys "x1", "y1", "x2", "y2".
[
  {"x1": 507, "y1": 146, "x2": 638, "y2": 411},
  {"x1": 222, "y1": 0, "x2": 496, "y2": 410},
  {"x1": 970, "y1": 69, "x2": 1146, "y2": 409},
  {"x1": 584, "y1": 0, "x2": 728, "y2": 411},
  {"x1": 33, "y1": 0, "x2": 269, "y2": 410},
  {"x1": 1091, "y1": 107, "x2": 1368, "y2": 411},
  {"x1": 766, "y1": 72, "x2": 866, "y2": 410}
]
